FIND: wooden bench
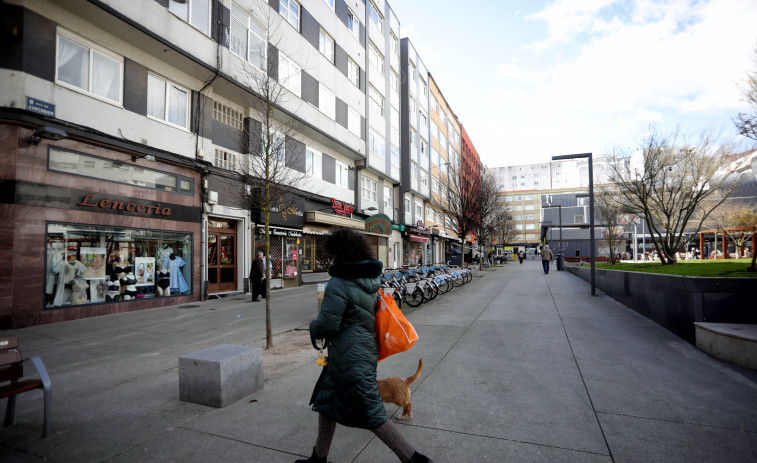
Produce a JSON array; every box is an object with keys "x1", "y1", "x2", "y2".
[{"x1": 0, "y1": 336, "x2": 52, "y2": 437}]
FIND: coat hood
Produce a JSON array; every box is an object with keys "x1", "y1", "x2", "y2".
[{"x1": 329, "y1": 260, "x2": 382, "y2": 293}]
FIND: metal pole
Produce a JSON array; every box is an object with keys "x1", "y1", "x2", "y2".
[
  {"x1": 558, "y1": 205, "x2": 562, "y2": 255},
  {"x1": 633, "y1": 223, "x2": 638, "y2": 262},
  {"x1": 588, "y1": 153, "x2": 595, "y2": 295}
]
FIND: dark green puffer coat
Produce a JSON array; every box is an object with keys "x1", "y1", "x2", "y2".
[{"x1": 309, "y1": 260, "x2": 387, "y2": 430}]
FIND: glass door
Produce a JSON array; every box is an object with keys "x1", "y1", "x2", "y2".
[{"x1": 207, "y1": 220, "x2": 237, "y2": 293}]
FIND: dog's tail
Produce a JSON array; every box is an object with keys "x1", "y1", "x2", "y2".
[{"x1": 406, "y1": 358, "x2": 423, "y2": 385}]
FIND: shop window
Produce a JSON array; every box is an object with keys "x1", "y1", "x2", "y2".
[
  {"x1": 45, "y1": 223, "x2": 192, "y2": 308},
  {"x1": 48, "y1": 147, "x2": 193, "y2": 194}
]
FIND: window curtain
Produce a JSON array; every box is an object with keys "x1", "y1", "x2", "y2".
[
  {"x1": 147, "y1": 75, "x2": 166, "y2": 120},
  {"x1": 57, "y1": 36, "x2": 88, "y2": 89},
  {"x1": 92, "y1": 53, "x2": 120, "y2": 101},
  {"x1": 167, "y1": 84, "x2": 187, "y2": 127}
]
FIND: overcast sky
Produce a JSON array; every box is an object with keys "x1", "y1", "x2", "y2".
[{"x1": 390, "y1": 0, "x2": 757, "y2": 167}]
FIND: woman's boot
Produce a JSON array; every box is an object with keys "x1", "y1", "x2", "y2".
[
  {"x1": 406, "y1": 451, "x2": 433, "y2": 463},
  {"x1": 294, "y1": 447, "x2": 327, "y2": 463}
]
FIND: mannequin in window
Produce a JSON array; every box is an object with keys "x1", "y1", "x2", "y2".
[
  {"x1": 52, "y1": 259, "x2": 88, "y2": 306},
  {"x1": 156, "y1": 265, "x2": 171, "y2": 296},
  {"x1": 159, "y1": 245, "x2": 174, "y2": 269},
  {"x1": 168, "y1": 253, "x2": 190, "y2": 294},
  {"x1": 70, "y1": 277, "x2": 89, "y2": 305},
  {"x1": 121, "y1": 272, "x2": 138, "y2": 300},
  {"x1": 106, "y1": 273, "x2": 121, "y2": 302}
]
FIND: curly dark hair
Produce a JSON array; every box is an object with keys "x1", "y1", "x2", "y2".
[{"x1": 324, "y1": 227, "x2": 374, "y2": 263}]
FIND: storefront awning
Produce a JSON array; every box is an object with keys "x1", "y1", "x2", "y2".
[
  {"x1": 305, "y1": 211, "x2": 365, "y2": 229},
  {"x1": 409, "y1": 234, "x2": 429, "y2": 242}
]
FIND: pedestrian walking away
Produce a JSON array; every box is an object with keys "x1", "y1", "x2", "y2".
[
  {"x1": 541, "y1": 245, "x2": 554, "y2": 275},
  {"x1": 299, "y1": 227, "x2": 433, "y2": 463},
  {"x1": 518, "y1": 249, "x2": 525, "y2": 264},
  {"x1": 249, "y1": 250, "x2": 264, "y2": 302}
]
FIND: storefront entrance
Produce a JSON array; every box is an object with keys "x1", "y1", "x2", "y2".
[{"x1": 207, "y1": 219, "x2": 237, "y2": 293}]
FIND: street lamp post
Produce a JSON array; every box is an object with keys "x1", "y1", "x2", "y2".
[{"x1": 552, "y1": 153, "x2": 596, "y2": 296}]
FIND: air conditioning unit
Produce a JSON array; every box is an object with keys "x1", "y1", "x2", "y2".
[{"x1": 208, "y1": 191, "x2": 218, "y2": 205}]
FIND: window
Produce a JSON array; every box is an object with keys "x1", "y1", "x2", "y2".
[
  {"x1": 49, "y1": 147, "x2": 193, "y2": 194},
  {"x1": 404, "y1": 197, "x2": 410, "y2": 215},
  {"x1": 426, "y1": 206, "x2": 434, "y2": 222},
  {"x1": 369, "y1": 43, "x2": 383, "y2": 75},
  {"x1": 391, "y1": 70, "x2": 399, "y2": 93},
  {"x1": 147, "y1": 73, "x2": 188, "y2": 129},
  {"x1": 306, "y1": 149, "x2": 322, "y2": 178},
  {"x1": 319, "y1": 29, "x2": 335, "y2": 63},
  {"x1": 526, "y1": 224, "x2": 536, "y2": 230},
  {"x1": 368, "y1": 1, "x2": 383, "y2": 32},
  {"x1": 415, "y1": 201, "x2": 423, "y2": 218},
  {"x1": 431, "y1": 147, "x2": 439, "y2": 166},
  {"x1": 278, "y1": 52, "x2": 301, "y2": 96},
  {"x1": 390, "y1": 33, "x2": 399, "y2": 57},
  {"x1": 525, "y1": 204, "x2": 535, "y2": 210},
  {"x1": 213, "y1": 100, "x2": 243, "y2": 130},
  {"x1": 410, "y1": 128, "x2": 417, "y2": 156},
  {"x1": 45, "y1": 223, "x2": 192, "y2": 307},
  {"x1": 420, "y1": 77, "x2": 427, "y2": 97},
  {"x1": 390, "y1": 106, "x2": 399, "y2": 130},
  {"x1": 214, "y1": 148, "x2": 238, "y2": 171},
  {"x1": 391, "y1": 144, "x2": 400, "y2": 167},
  {"x1": 279, "y1": 0, "x2": 300, "y2": 30},
  {"x1": 323, "y1": 0, "x2": 334, "y2": 10},
  {"x1": 348, "y1": 106, "x2": 361, "y2": 136},
  {"x1": 272, "y1": 134, "x2": 286, "y2": 162},
  {"x1": 411, "y1": 162, "x2": 417, "y2": 181},
  {"x1": 384, "y1": 185, "x2": 392, "y2": 210},
  {"x1": 335, "y1": 162, "x2": 349, "y2": 188},
  {"x1": 432, "y1": 121, "x2": 439, "y2": 141},
  {"x1": 420, "y1": 169, "x2": 428, "y2": 187},
  {"x1": 409, "y1": 96, "x2": 416, "y2": 117},
  {"x1": 347, "y1": 58, "x2": 360, "y2": 87},
  {"x1": 439, "y1": 110, "x2": 446, "y2": 126},
  {"x1": 361, "y1": 176, "x2": 377, "y2": 202},
  {"x1": 369, "y1": 85, "x2": 384, "y2": 117},
  {"x1": 347, "y1": 9, "x2": 360, "y2": 39},
  {"x1": 56, "y1": 32, "x2": 122, "y2": 104},
  {"x1": 319, "y1": 84, "x2": 335, "y2": 120},
  {"x1": 437, "y1": 210, "x2": 444, "y2": 224},
  {"x1": 432, "y1": 178, "x2": 439, "y2": 194},
  {"x1": 169, "y1": 0, "x2": 210, "y2": 35},
  {"x1": 420, "y1": 111, "x2": 427, "y2": 130},
  {"x1": 420, "y1": 138, "x2": 427, "y2": 156},
  {"x1": 409, "y1": 61, "x2": 416, "y2": 83},
  {"x1": 431, "y1": 95, "x2": 438, "y2": 112},
  {"x1": 369, "y1": 130, "x2": 385, "y2": 158},
  {"x1": 231, "y1": 3, "x2": 266, "y2": 69}
]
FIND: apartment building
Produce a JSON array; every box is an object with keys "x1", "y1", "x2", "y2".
[{"x1": 0, "y1": 0, "x2": 402, "y2": 327}]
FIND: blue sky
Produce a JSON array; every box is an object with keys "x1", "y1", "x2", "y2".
[{"x1": 390, "y1": 0, "x2": 757, "y2": 167}]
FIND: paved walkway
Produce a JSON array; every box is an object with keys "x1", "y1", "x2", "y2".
[{"x1": 2, "y1": 260, "x2": 756, "y2": 462}]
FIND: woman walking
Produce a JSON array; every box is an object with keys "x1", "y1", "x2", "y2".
[{"x1": 298, "y1": 228, "x2": 433, "y2": 463}]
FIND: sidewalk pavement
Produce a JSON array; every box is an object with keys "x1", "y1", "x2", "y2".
[{"x1": 2, "y1": 261, "x2": 756, "y2": 462}]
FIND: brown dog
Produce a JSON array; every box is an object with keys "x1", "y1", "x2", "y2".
[{"x1": 376, "y1": 358, "x2": 423, "y2": 419}]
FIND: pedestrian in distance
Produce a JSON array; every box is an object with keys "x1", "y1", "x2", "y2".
[
  {"x1": 298, "y1": 228, "x2": 433, "y2": 463},
  {"x1": 576, "y1": 248, "x2": 580, "y2": 260},
  {"x1": 541, "y1": 245, "x2": 554, "y2": 275},
  {"x1": 518, "y1": 250, "x2": 525, "y2": 264},
  {"x1": 249, "y1": 250, "x2": 264, "y2": 302}
]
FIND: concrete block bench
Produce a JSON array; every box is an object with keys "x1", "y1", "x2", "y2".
[
  {"x1": 695, "y1": 323, "x2": 757, "y2": 370},
  {"x1": 179, "y1": 345, "x2": 263, "y2": 408}
]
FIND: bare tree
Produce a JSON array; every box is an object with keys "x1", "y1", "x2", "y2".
[
  {"x1": 443, "y1": 164, "x2": 480, "y2": 266},
  {"x1": 608, "y1": 126, "x2": 742, "y2": 264},
  {"x1": 234, "y1": 5, "x2": 308, "y2": 348},
  {"x1": 475, "y1": 168, "x2": 500, "y2": 269},
  {"x1": 493, "y1": 208, "x2": 518, "y2": 262},
  {"x1": 705, "y1": 199, "x2": 757, "y2": 259},
  {"x1": 596, "y1": 185, "x2": 625, "y2": 265},
  {"x1": 734, "y1": 44, "x2": 757, "y2": 140}
]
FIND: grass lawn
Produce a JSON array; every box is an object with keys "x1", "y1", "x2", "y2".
[{"x1": 581, "y1": 259, "x2": 756, "y2": 278}]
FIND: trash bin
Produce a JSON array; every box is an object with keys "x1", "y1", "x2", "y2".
[{"x1": 556, "y1": 254, "x2": 564, "y2": 271}]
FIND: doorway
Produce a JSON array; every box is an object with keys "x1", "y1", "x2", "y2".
[{"x1": 207, "y1": 219, "x2": 237, "y2": 293}]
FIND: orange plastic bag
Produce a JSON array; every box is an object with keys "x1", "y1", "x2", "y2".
[{"x1": 376, "y1": 289, "x2": 418, "y2": 361}]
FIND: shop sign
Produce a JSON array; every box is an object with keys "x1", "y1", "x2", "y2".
[
  {"x1": 257, "y1": 226, "x2": 302, "y2": 238},
  {"x1": 364, "y1": 214, "x2": 391, "y2": 235},
  {"x1": 409, "y1": 233, "x2": 429, "y2": 243},
  {"x1": 270, "y1": 195, "x2": 304, "y2": 222},
  {"x1": 79, "y1": 194, "x2": 172, "y2": 216},
  {"x1": 331, "y1": 197, "x2": 354, "y2": 216},
  {"x1": 13, "y1": 182, "x2": 200, "y2": 222}
]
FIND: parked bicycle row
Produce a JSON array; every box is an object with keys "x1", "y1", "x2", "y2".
[{"x1": 379, "y1": 263, "x2": 473, "y2": 309}]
